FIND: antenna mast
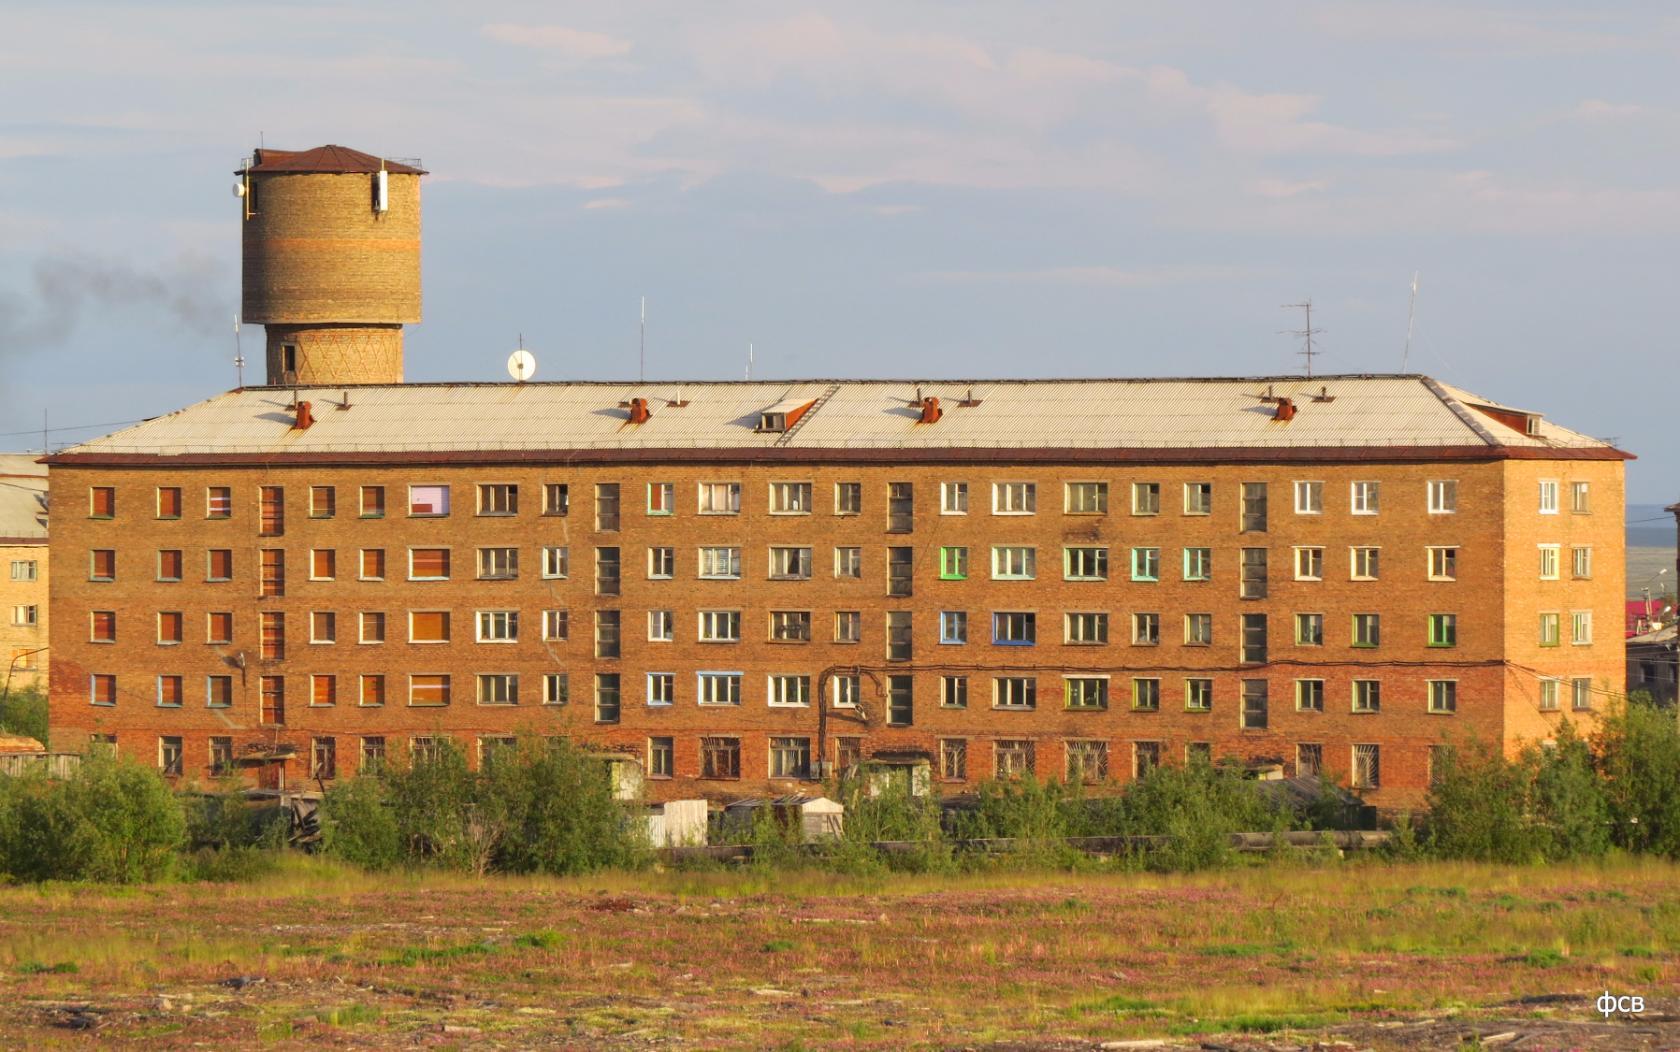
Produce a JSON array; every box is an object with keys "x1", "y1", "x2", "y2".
[
  {"x1": 233, "y1": 314, "x2": 245, "y2": 388},
  {"x1": 745, "y1": 342, "x2": 753, "y2": 381},
  {"x1": 1402, "y1": 272, "x2": 1419, "y2": 371},
  {"x1": 1281, "y1": 300, "x2": 1325, "y2": 377}
]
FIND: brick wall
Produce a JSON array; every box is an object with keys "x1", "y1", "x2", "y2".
[{"x1": 1, "y1": 542, "x2": 47, "y2": 695}]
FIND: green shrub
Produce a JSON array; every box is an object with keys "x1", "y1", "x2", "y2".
[
  {"x1": 1529, "y1": 720, "x2": 1610, "y2": 860},
  {"x1": 1106, "y1": 760, "x2": 1282, "y2": 872},
  {"x1": 319, "y1": 776, "x2": 403, "y2": 871},
  {"x1": 0, "y1": 755, "x2": 184, "y2": 883},
  {"x1": 1592, "y1": 695, "x2": 1680, "y2": 857},
  {"x1": 827, "y1": 778, "x2": 953, "y2": 874},
  {"x1": 0, "y1": 686, "x2": 47, "y2": 746},
  {"x1": 1424, "y1": 740, "x2": 1542, "y2": 863}
]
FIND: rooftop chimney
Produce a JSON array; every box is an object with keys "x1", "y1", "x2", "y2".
[
  {"x1": 918, "y1": 397, "x2": 942, "y2": 424},
  {"x1": 293, "y1": 400, "x2": 315, "y2": 430},
  {"x1": 627, "y1": 397, "x2": 652, "y2": 425},
  {"x1": 1273, "y1": 397, "x2": 1296, "y2": 422}
]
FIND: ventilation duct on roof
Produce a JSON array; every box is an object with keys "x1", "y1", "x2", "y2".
[
  {"x1": 627, "y1": 397, "x2": 652, "y2": 425},
  {"x1": 918, "y1": 397, "x2": 942, "y2": 424},
  {"x1": 293, "y1": 400, "x2": 315, "y2": 430},
  {"x1": 1273, "y1": 397, "x2": 1296, "y2": 422}
]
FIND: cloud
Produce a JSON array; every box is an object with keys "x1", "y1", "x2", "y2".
[
  {"x1": 1571, "y1": 99, "x2": 1649, "y2": 120},
  {"x1": 910, "y1": 264, "x2": 1264, "y2": 288},
  {"x1": 480, "y1": 23, "x2": 632, "y2": 59}
]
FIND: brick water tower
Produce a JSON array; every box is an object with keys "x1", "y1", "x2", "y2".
[{"x1": 237, "y1": 144, "x2": 425, "y2": 386}]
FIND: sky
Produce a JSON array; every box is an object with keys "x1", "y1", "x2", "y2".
[{"x1": 0, "y1": 1, "x2": 1676, "y2": 501}]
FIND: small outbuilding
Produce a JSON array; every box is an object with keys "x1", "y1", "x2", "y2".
[{"x1": 722, "y1": 795, "x2": 844, "y2": 841}]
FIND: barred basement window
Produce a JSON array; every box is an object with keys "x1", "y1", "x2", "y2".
[
  {"x1": 701, "y1": 737, "x2": 741, "y2": 779},
  {"x1": 1352, "y1": 744, "x2": 1380, "y2": 788},
  {"x1": 1064, "y1": 677, "x2": 1108, "y2": 710},
  {"x1": 940, "y1": 739, "x2": 967, "y2": 781},
  {"x1": 769, "y1": 737, "x2": 811, "y2": 778},
  {"x1": 1066, "y1": 740, "x2": 1108, "y2": 783},
  {"x1": 1296, "y1": 743, "x2": 1322, "y2": 777},
  {"x1": 994, "y1": 739, "x2": 1034, "y2": 778},
  {"x1": 1133, "y1": 741, "x2": 1161, "y2": 778}
]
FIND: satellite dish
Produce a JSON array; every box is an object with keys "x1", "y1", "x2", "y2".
[
  {"x1": 507, "y1": 349, "x2": 536, "y2": 382},
  {"x1": 232, "y1": 181, "x2": 247, "y2": 198}
]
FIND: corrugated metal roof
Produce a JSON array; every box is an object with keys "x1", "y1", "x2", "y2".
[
  {"x1": 0, "y1": 454, "x2": 47, "y2": 541},
  {"x1": 51, "y1": 375, "x2": 1620, "y2": 459},
  {"x1": 242, "y1": 145, "x2": 425, "y2": 176}
]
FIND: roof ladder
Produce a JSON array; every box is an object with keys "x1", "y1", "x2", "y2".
[{"x1": 774, "y1": 383, "x2": 840, "y2": 446}]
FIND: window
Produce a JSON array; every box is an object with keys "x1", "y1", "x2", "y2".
[
  {"x1": 698, "y1": 672, "x2": 742, "y2": 706},
  {"x1": 1131, "y1": 482, "x2": 1160, "y2": 516},
  {"x1": 595, "y1": 610, "x2": 621, "y2": 658},
  {"x1": 1428, "y1": 479, "x2": 1457, "y2": 514},
  {"x1": 156, "y1": 486, "x2": 182, "y2": 519},
  {"x1": 1294, "y1": 480, "x2": 1323, "y2": 514},
  {"x1": 940, "y1": 676, "x2": 968, "y2": 708},
  {"x1": 647, "y1": 673, "x2": 675, "y2": 706},
  {"x1": 1128, "y1": 677, "x2": 1159, "y2": 712},
  {"x1": 941, "y1": 481, "x2": 968, "y2": 514},
  {"x1": 698, "y1": 482, "x2": 741, "y2": 515},
  {"x1": 768, "y1": 676, "x2": 811, "y2": 708},
  {"x1": 311, "y1": 674, "x2": 338, "y2": 708},
  {"x1": 1184, "y1": 613, "x2": 1212, "y2": 646},
  {"x1": 8, "y1": 559, "x2": 36, "y2": 582},
  {"x1": 765, "y1": 737, "x2": 812, "y2": 779},
  {"x1": 541, "y1": 546, "x2": 569, "y2": 579},
  {"x1": 1133, "y1": 741, "x2": 1162, "y2": 779},
  {"x1": 834, "y1": 546, "x2": 863, "y2": 578},
  {"x1": 1427, "y1": 680, "x2": 1457, "y2": 714},
  {"x1": 475, "y1": 483, "x2": 516, "y2": 516},
  {"x1": 156, "y1": 675, "x2": 183, "y2": 707},
  {"x1": 992, "y1": 546, "x2": 1036, "y2": 580},
  {"x1": 701, "y1": 737, "x2": 741, "y2": 779},
  {"x1": 1066, "y1": 611, "x2": 1109, "y2": 645},
  {"x1": 1240, "y1": 680, "x2": 1268, "y2": 729},
  {"x1": 1539, "y1": 612, "x2": 1561, "y2": 647},
  {"x1": 309, "y1": 549, "x2": 336, "y2": 581},
  {"x1": 476, "y1": 547, "x2": 517, "y2": 580},
  {"x1": 1132, "y1": 612, "x2": 1160, "y2": 646},
  {"x1": 886, "y1": 611, "x2": 912, "y2": 661},
  {"x1": 1185, "y1": 678, "x2": 1213, "y2": 712},
  {"x1": 645, "y1": 609, "x2": 670, "y2": 642},
  {"x1": 594, "y1": 484, "x2": 620, "y2": 531},
  {"x1": 542, "y1": 483, "x2": 569, "y2": 516},
  {"x1": 647, "y1": 482, "x2": 674, "y2": 515},
  {"x1": 768, "y1": 546, "x2": 813, "y2": 579},
  {"x1": 12, "y1": 605, "x2": 38, "y2": 628},
  {"x1": 357, "y1": 736, "x2": 387, "y2": 772},
  {"x1": 90, "y1": 486, "x2": 115, "y2": 518},
  {"x1": 940, "y1": 739, "x2": 967, "y2": 781},
  {"x1": 1295, "y1": 612, "x2": 1323, "y2": 646},
  {"x1": 360, "y1": 675, "x2": 386, "y2": 708},
  {"x1": 1538, "y1": 544, "x2": 1560, "y2": 580},
  {"x1": 1293, "y1": 546, "x2": 1324, "y2": 581},
  {"x1": 1131, "y1": 547, "x2": 1160, "y2": 582},
  {"x1": 311, "y1": 610, "x2": 338, "y2": 644},
  {"x1": 1240, "y1": 547, "x2": 1267, "y2": 599},
  {"x1": 937, "y1": 610, "x2": 968, "y2": 645},
  {"x1": 1351, "y1": 547, "x2": 1380, "y2": 581},
  {"x1": 260, "y1": 612, "x2": 285, "y2": 660},
  {"x1": 992, "y1": 611, "x2": 1036, "y2": 645},
  {"x1": 358, "y1": 485, "x2": 385, "y2": 518},
  {"x1": 994, "y1": 677, "x2": 1036, "y2": 709},
  {"x1": 1241, "y1": 482, "x2": 1267, "y2": 532},
  {"x1": 207, "y1": 736, "x2": 234, "y2": 776},
  {"x1": 300, "y1": 484, "x2": 332, "y2": 519},
  {"x1": 1571, "y1": 610, "x2": 1593, "y2": 645},
  {"x1": 156, "y1": 549, "x2": 183, "y2": 582},
  {"x1": 1296, "y1": 744, "x2": 1322, "y2": 778},
  {"x1": 408, "y1": 611, "x2": 450, "y2": 644},
  {"x1": 698, "y1": 546, "x2": 741, "y2": 579},
  {"x1": 1539, "y1": 678, "x2": 1560, "y2": 711},
  {"x1": 649, "y1": 737, "x2": 674, "y2": 778},
  {"x1": 1428, "y1": 613, "x2": 1457, "y2": 647},
  {"x1": 476, "y1": 674, "x2": 518, "y2": 706},
  {"x1": 1295, "y1": 679, "x2": 1325, "y2": 712},
  {"x1": 408, "y1": 674, "x2": 450, "y2": 707},
  {"x1": 992, "y1": 481, "x2": 1036, "y2": 515},
  {"x1": 1060, "y1": 545, "x2": 1112, "y2": 584},
  {"x1": 90, "y1": 674, "x2": 117, "y2": 706},
  {"x1": 1352, "y1": 744, "x2": 1380, "y2": 789},
  {"x1": 1065, "y1": 481, "x2": 1108, "y2": 514},
  {"x1": 1571, "y1": 546, "x2": 1592, "y2": 579},
  {"x1": 939, "y1": 546, "x2": 969, "y2": 580},
  {"x1": 1182, "y1": 547, "x2": 1211, "y2": 582},
  {"x1": 359, "y1": 611, "x2": 384, "y2": 644},
  {"x1": 1186, "y1": 742, "x2": 1212, "y2": 764},
  {"x1": 1351, "y1": 480, "x2": 1379, "y2": 515},
  {"x1": 647, "y1": 546, "x2": 675, "y2": 579},
  {"x1": 410, "y1": 737, "x2": 444, "y2": 763},
  {"x1": 770, "y1": 610, "x2": 812, "y2": 642},
  {"x1": 89, "y1": 548, "x2": 115, "y2": 582},
  {"x1": 476, "y1": 609, "x2": 519, "y2": 643},
  {"x1": 409, "y1": 548, "x2": 450, "y2": 581},
  {"x1": 1240, "y1": 613, "x2": 1267, "y2": 663},
  {"x1": 544, "y1": 609, "x2": 571, "y2": 641},
  {"x1": 887, "y1": 482, "x2": 914, "y2": 533},
  {"x1": 699, "y1": 610, "x2": 741, "y2": 642},
  {"x1": 595, "y1": 673, "x2": 621, "y2": 723},
  {"x1": 1571, "y1": 481, "x2": 1591, "y2": 513},
  {"x1": 207, "y1": 612, "x2": 233, "y2": 645},
  {"x1": 159, "y1": 737, "x2": 184, "y2": 776},
  {"x1": 1428, "y1": 546, "x2": 1457, "y2": 581},
  {"x1": 834, "y1": 482, "x2": 861, "y2": 515},
  {"x1": 834, "y1": 610, "x2": 861, "y2": 643},
  {"x1": 206, "y1": 487, "x2": 231, "y2": 519},
  {"x1": 1184, "y1": 482, "x2": 1212, "y2": 515},
  {"x1": 995, "y1": 740, "x2": 1034, "y2": 778},
  {"x1": 408, "y1": 485, "x2": 449, "y2": 516},
  {"x1": 833, "y1": 675, "x2": 862, "y2": 708},
  {"x1": 1352, "y1": 613, "x2": 1380, "y2": 648},
  {"x1": 1352, "y1": 680, "x2": 1381, "y2": 713},
  {"x1": 1572, "y1": 677, "x2": 1593, "y2": 711},
  {"x1": 1538, "y1": 479, "x2": 1558, "y2": 514},
  {"x1": 90, "y1": 610, "x2": 116, "y2": 642},
  {"x1": 543, "y1": 674, "x2": 569, "y2": 706},
  {"x1": 1066, "y1": 740, "x2": 1108, "y2": 783},
  {"x1": 769, "y1": 482, "x2": 813, "y2": 514}
]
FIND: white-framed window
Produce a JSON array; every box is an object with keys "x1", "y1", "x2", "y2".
[
  {"x1": 542, "y1": 483, "x2": 569, "y2": 516},
  {"x1": 1572, "y1": 677, "x2": 1593, "y2": 711},
  {"x1": 477, "y1": 483, "x2": 517, "y2": 516},
  {"x1": 1352, "y1": 680, "x2": 1380, "y2": 713},
  {"x1": 834, "y1": 610, "x2": 861, "y2": 643},
  {"x1": 1064, "y1": 546, "x2": 1108, "y2": 581},
  {"x1": 832, "y1": 675, "x2": 860, "y2": 708},
  {"x1": 1571, "y1": 610, "x2": 1593, "y2": 645},
  {"x1": 1428, "y1": 680, "x2": 1457, "y2": 714},
  {"x1": 1295, "y1": 612, "x2": 1324, "y2": 646},
  {"x1": 699, "y1": 610, "x2": 741, "y2": 642},
  {"x1": 475, "y1": 610, "x2": 518, "y2": 643},
  {"x1": 1538, "y1": 544, "x2": 1560, "y2": 580},
  {"x1": 1293, "y1": 480, "x2": 1323, "y2": 514},
  {"x1": 1065, "y1": 481, "x2": 1108, "y2": 514},
  {"x1": 1132, "y1": 612, "x2": 1160, "y2": 646},
  {"x1": 648, "y1": 609, "x2": 673, "y2": 642},
  {"x1": 1428, "y1": 479, "x2": 1457, "y2": 514},
  {"x1": 1350, "y1": 480, "x2": 1380, "y2": 515},
  {"x1": 542, "y1": 609, "x2": 569, "y2": 641},
  {"x1": 768, "y1": 546, "x2": 813, "y2": 579},
  {"x1": 11, "y1": 604, "x2": 38, "y2": 627},
  {"x1": 408, "y1": 547, "x2": 450, "y2": 581},
  {"x1": 1539, "y1": 611, "x2": 1561, "y2": 647},
  {"x1": 767, "y1": 675, "x2": 811, "y2": 707},
  {"x1": 1183, "y1": 482, "x2": 1212, "y2": 516},
  {"x1": 543, "y1": 673, "x2": 569, "y2": 706},
  {"x1": 1538, "y1": 479, "x2": 1559, "y2": 514},
  {"x1": 647, "y1": 546, "x2": 675, "y2": 579},
  {"x1": 642, "y1": 482, "x2": 673, "y2": 516},
  {"x1": 834, "y1": 482, "x2": 861, "y2": 515},
  {"x1": 1184, "y1": 613, "x2": 1212, "y2": 646},
  {"x1": 1131, "y1": 482, "x2": 1160, "y2": 516},
  {"x1": 9, "y1": 559, "x2": 38, "y2": 582},
  {"x1": 698, "y1": 546, "x2": 742, "y2": 580},
  {"x1": 993, "y1": 677, "x2": 1037, "y2": 709},
  {"x1": 1293, "y1": 546, "x2": 1324, "y2": 581},
  {"x1": 647, "y1": 672, "x2": 675, "y2": 706},
  {"x1": 769, "y1": 481, "x2": 813, "y2": 514},
  {"x1": 698, "y1": 671, "x2": 743, "y2": 706},
  {"x1": 698, "y1": 481, "x2": 741, "y2": 515},
  {"x1": 477, "y1": 673, "x2": 518, "y2": 706},
  {"x1": 541, "y1": 545, "x2": 569, "y2": 579},
  {"x1": 359, "y1": 611, "x2": 385, "y2": 644},
  {"x1": 1428, "y1": 546, "x2": 1457, "y2": 581},
  {"x1": 834, "y1": 546, "x2": 862, "y2": 578},
  {"x1": 992, "y1": 481, "x2": 1036, "y2": 515},
  {"x1": 768, "y1": 736, "x2": 812, "y2": 779},
  {"x1": 1065, "y1": 611, "x2": 1108, "y2": 644},
  {"x1": 1183, "y1": 547, "x2": 1211, "y2": 582},
  {"x1": 1570, "y1": 481, "x2": 1591, "y2": 513},
  {"x1": 992, "y1": 546, "x2": 1037, "y2": 580},
  {"x1": 1571, "y1": 546, "x2": 1592, "y2": 579},
  {"x1": 939, "y1": 610, "x2": 968, "y2": 644},
  {"x1": 940, "y1": 676, "x2": 968, "y2": 709},
  {"x1": 1351, "y1": 546, "x2": 1380, "y2": 581},
  {"x1": 941, "y1": 481, "x2": 969, "y2": 514},
  {"x1": 769, "y1": 610, "x2": 812, "y2": 642},
  {"x1": 1538, "y1": 678, "x2": 1560, "y2": 711},
  {"x1": 477, "y1": 546, "x2": 517, "y2": 580}
]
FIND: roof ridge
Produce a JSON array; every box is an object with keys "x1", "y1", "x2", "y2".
[{"x1": 1419, "y1": 377, "x2": 1501, "y2": 447}]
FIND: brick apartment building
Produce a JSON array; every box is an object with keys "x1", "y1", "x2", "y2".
[
  {"x1": 43, "y1": 376, "x2": 1627, "y2": 807},
  {"x1": 1, "y1": 454, "x2": 49, "y2": 696}
]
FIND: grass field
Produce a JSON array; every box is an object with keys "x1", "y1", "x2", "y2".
[{"x1": 0, "y1": 856, "x2": 1676, "y2": 1049}]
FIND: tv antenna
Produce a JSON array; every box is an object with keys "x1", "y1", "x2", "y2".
[
  {"x1": 1281, "y1": 300, "x2": 1325, "y2": 377},
  {"x1": 233, "y1": 313, "x2": 245, "y2": 388},
  {"x1": 745, "y1": 342, "x2": 754, "y2": 381},
  {"x1": 1402, "y1": 271, "x2": 1420, "y2": 371},
  {"x1": 507, "y1": 333, "x2": 536, "y2": 383},
  {"x1": 639, "y1": 296, "x2": 646, "y2": 383}
]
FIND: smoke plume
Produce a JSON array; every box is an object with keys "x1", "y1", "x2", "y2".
[{"x1": 0, "y1": 252, "x2": 231, "y2": 354}]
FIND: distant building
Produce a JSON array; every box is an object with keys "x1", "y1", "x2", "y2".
[
  {"x1": 0, "y1": 454, "x2": 48, "y2": 695},
  {"x1": 1627, "y1": 624, "x2": 1677, "y2": 706}
]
